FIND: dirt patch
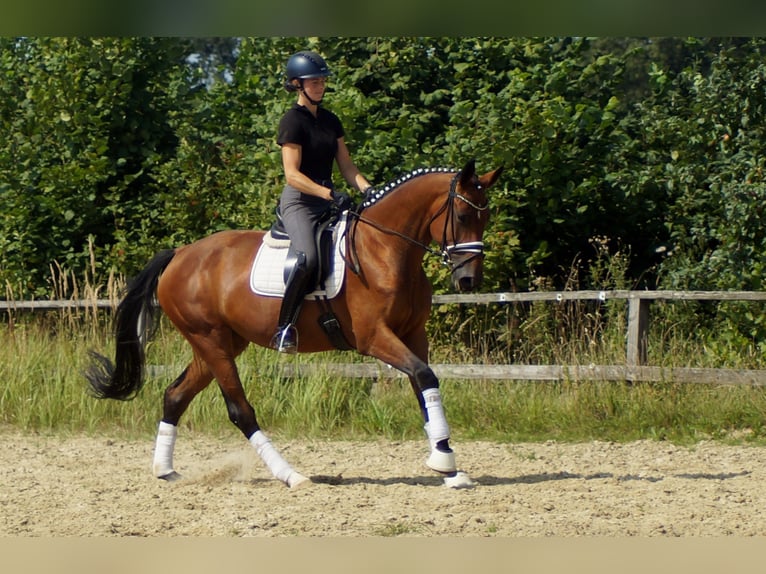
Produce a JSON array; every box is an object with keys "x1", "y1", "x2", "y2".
[{"x1": 1, "y1": 430, "x2": 764, "y2": 536}]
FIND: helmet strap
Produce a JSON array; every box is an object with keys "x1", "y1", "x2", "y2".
[{"x1": 299, "y1": 80, "x2": 323, "y2": 106}]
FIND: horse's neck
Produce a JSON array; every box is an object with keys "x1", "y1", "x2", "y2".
[
  {"x1": 352, "y1": 184, "x2": 443, "y2": 282},
  {"x1": 361, "y1": 180, "x2": 444, "y2": 245}
]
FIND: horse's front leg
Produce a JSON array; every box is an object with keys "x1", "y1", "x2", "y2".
[
  {"x1": 406, "y1": 363, "x2": 475, "y2": 488},
  {"x1": 406, "y1": 361, "x2": 454, "y2": 470},
  {"x1": 365, "y1": 328, "x2": 475, "y2": 488}
]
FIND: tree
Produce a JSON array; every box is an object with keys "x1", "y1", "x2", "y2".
[
  {"x1": 0, "y1": 37, "x2": 190, "y2": 295},
  {"x1": 4, "y1": 35, "x2": 766, "y2": 317}
]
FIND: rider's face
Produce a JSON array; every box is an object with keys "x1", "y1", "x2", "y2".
[{"x1": 301, "y1": 77, "x2": 327, "y2": 100}]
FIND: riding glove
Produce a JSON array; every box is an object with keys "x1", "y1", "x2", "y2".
[{"x1": 330, "y1": 190, "x2": 353, "y2": 212}]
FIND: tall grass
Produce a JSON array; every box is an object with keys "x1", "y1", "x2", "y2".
[
  {"x1": 3, "y1": 257, "x2": 766, "y2": 444},
  {"x1": 0, "y1": 316, "x2": 424, "y2": 441},
  {"x1": 3, "y1": 309, "x2": 766, "y2": 445}
]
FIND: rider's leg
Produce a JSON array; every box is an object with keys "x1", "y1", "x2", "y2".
[
  {"x1": 271, "y1": 251, "x2": 311, "y2": 353},
  {"x1": 273, "y1": 187, "x2": 325, "y2": 353}
]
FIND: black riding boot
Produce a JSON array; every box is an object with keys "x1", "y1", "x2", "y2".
[{"x1": 271, "y1": 251, "x2": 312, "y2": 354}]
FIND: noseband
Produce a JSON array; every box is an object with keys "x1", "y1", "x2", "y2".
[
  {"x1": 348, "y1": 170, "x2": 489, "y2": 274},
  {"x1": 436, "y1": 173, "x2": 490, "y2": 272}
]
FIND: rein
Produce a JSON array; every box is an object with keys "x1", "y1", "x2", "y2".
[{"x1": 345, "y1": 171, "x2": 489, "y2": 274}]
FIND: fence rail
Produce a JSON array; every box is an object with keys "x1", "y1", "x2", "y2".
[
  {"x1": 275, "y1": 361, "x2": 766, "y2": 385},
  {"x1": 432, "y1": 289, "x2": 766, "y2": 374},
  {"x1": 5, "y1": 291, "x2": 766, "y2": 384},
  {"x1": 0, "y1": 299, "x2": 115, "y2": 310}
]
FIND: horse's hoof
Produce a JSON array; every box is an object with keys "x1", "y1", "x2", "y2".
[
  {"x1": 287, "y1": 471, "x2": 312, "y2": 490},
  {"x1": 426, "y1": 449, "x2": 457, "y2": 473},
  {"x1": 443, "y1": 471, "x2": 476, "y2": 489},
  {"x1": 158, "y1": 471, "x2": 182, "y2": 482}
]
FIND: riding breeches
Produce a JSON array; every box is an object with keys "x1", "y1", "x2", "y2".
[{"x1": 279, "y1": 184, "x2": 332, "y2": 283}]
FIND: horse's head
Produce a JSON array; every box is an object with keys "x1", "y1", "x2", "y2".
[
  {"x1": 356, "y1": 159, "x2": 503, "y2": 292},
  {"x1": 432, "y1": 159, "x2": 504, "y2": 292}
]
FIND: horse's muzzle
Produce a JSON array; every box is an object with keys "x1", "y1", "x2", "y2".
[
  {"x1": 447, "y1": 241, "x2": 484, "y2": 292},
  {"x1": 454, "y1": 273, "x2": 482, "y2": 292},
  {"x1": 450, "y1": 260, "x2": 484, "y2": 292}
]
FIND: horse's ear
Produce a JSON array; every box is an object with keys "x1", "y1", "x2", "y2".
[
  {"x1": 479, "y1": 165, "x2": 504, "y2": 190},
  {"x1": 459, "y1": 158, "x2": 477, "y2": 187}
]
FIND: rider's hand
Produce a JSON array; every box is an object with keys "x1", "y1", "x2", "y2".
[{"x1": 330, "y1": 190, "x2": 353, "y2": 212}]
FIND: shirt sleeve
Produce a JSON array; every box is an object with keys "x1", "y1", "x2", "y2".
[
  {"x1": 326, "y1": 110, "x2": 345, "y2": 139},
  {"x1": 277, "y1": 109, "x2": 303, "y2": 146}
]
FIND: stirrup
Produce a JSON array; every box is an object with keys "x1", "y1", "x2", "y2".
[{"x1": 271, "y1": 325, "x2": 298, "y2": 354}]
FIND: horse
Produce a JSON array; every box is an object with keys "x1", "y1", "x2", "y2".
[{"x1": 86, "y1": 159, "x2": 504, "y2": 489}]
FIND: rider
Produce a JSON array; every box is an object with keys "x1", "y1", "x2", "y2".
[{"x1": 272, "y1": 50, "x2": 373, "y2": 353}]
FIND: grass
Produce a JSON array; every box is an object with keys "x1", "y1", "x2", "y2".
[
  {"x1": 3, "y1": 253, "x2": 766, "y2": 445},
  {"x1": 2, "y1": 304, "x2": 766, "y2": 446}
]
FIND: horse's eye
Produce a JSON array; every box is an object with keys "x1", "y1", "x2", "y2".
[{"x1": 457, "y1": 213, "x2": 468, "y2": 224}]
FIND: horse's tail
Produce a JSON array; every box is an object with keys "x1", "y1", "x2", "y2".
[{"x1": 85, "y1": 249, "x2": 176, "y2": 401}]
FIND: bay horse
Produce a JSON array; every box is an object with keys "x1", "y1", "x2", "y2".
[{"x1": 86, "y1": 159, "x2": 504, "y2": 489}]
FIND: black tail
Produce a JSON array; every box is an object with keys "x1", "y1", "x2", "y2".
[{"x1": 85, "y1": 249, "x2": 176, "y2": 400}]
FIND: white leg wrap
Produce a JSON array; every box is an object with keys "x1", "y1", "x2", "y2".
[
  {"x1": 425, "y1": 439, "x2": 457, "y2": 472},
  {"x1": 152, "y1": 421, "x2": 177, "y2": 477},
  {"x1": 422, "y1": 388, "x2": 456, "y2": 473},
  {"x1": 422, "y1": 388, "x2": 450, "y2": 443},
  {"x1": 249, "y1": 430, "x2": 309, "y2": 488}
]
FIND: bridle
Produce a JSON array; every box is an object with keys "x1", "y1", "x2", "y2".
[
  {"x1": 346, "y1": 171, "x2": 489, "y2": 274},
  {"x1": 436, "y1": 172, "x2": 490, "y2": 271}
]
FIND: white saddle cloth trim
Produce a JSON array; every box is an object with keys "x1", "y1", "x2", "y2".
[{"x1": 249, "y1": 214, "x2": 348, "y2": 299}]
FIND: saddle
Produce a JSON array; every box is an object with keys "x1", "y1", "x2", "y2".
[
  {"x1": 250, "y1": 205, "x2": 353, "y2": 350},
  {"x1": 267, "y1": 204, "x2": 339, "y2": 289}
]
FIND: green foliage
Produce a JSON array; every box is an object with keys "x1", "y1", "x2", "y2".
[
  {"x1": 0, "y1": 38, "x2": 190, "y2": 294},
  {"x1": 3, "y1": 312, "x2": 766, "y2": 444},
  {"x1": 651, "y1": 39, "x2": 766, "y2": 293},
  {"x1": 630, "y1": 39, "x2": 766, "y2": 343},
  {"x1": 3, "y1": 37, "x2": 766, "y2": 349}
]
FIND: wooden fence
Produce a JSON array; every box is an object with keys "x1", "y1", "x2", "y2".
[{"x1": 4, "y1": 291, "x2": 766, "y2": 385}]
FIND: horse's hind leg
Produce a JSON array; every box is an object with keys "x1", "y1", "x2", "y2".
[
  {"x1": 152, "y1": 357, "x2": 214, "y2": 480},
  {"x1": 193, "y1": 331, "x2": 311, "y2": 489}
]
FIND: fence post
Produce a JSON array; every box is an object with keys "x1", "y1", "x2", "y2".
[{"x1": 626, "y1": 297, "x2": 649, "y2": 367}]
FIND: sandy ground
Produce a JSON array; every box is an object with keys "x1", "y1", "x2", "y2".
[{"x1": 2, "y1": 430, "x2": 765, "y2": 537}]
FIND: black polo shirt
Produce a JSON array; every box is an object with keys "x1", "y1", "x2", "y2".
[{"x1": 277, "y1": 103, "x2": 345, "y2": 183}]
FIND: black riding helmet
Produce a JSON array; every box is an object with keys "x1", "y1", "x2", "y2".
[{"x1": 284, "y1": 51, "x2": 331, "y2": 92}]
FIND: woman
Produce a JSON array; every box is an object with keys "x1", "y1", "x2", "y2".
[{"x1": 272, "y1": 50, "x2": 373, "y2": 353}]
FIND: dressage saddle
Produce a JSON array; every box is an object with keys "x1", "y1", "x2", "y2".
[
  {"x1": 268, "y1": 203, "x2": 353, "y2": 351},
  {"x1": 269, "y1": 203, "x2": 341, "y2": 290}
]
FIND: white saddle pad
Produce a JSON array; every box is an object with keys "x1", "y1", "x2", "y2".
[{"x1": 249, "y1": 214, "x2": 348, "y2": 299}]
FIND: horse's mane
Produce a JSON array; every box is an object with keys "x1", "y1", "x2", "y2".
[{"x1": 360, "y1": 167, "x2": 456, "y2": 209}]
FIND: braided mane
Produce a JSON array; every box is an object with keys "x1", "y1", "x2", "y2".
[{"x1": 361, "y1": 167, "x2": 456, "y2": 209}]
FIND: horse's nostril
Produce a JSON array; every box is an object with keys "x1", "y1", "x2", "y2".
[{"x1": 457, "y1": 276, "x2": 475, "y2": 292}]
